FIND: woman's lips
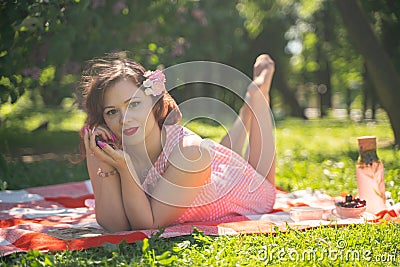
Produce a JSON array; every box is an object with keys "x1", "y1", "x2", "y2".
[{"x1": 123, "y1": 127, "x2": 139, "y2": 136}]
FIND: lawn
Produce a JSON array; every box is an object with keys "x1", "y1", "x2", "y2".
[{"x1": 1, "y1": 105, "x2": 399, "y2": 266}]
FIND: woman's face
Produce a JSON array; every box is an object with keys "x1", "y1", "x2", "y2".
[{"x1": 102, "y1": 78, "x2": 158, "y2": 146}]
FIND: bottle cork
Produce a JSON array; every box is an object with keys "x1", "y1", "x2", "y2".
[{"x1": 357, "y1": 136, "x2": 376, "y2": 152}]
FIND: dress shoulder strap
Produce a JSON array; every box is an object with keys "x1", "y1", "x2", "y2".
[{"x1": 161, "y1": 124, "x2": 184, "y2": 160}]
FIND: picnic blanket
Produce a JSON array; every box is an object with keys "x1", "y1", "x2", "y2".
[{"x1": 1, "y1": 180, "x2": 398, "y2": 256}]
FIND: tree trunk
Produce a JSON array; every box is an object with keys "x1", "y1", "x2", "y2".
[
  {"x1": 362, "y1": 62, "x2": 379, "y2": 120},
  {"x1": 335, "y1": 0, "x2": 400, "y2": 146},
  {"x1": 346, "y1": 88, "x2": 351, "y2": 117},
  {"x1": 316, "y1": 4, "x2": 334, "y2": 117},
  {"x1": 274, "y1": 71, "x2": 307, "y2": 119},
  {"x1": 316, "y1": 51, "x2": 332, "y2": 118}
]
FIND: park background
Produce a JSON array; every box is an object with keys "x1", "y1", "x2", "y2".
[{"x1": 1, "y1": 0, "x2": 400, "y2": 194}]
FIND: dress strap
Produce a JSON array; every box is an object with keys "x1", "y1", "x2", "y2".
[
  {"x1": 142, "y1": 125, "x2": 195, "y2": 190},
  {"x1": 161, "y1": 125, "x2": 184, "y2": 161}
]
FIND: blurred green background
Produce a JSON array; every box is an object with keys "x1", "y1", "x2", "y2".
[{"x1": 0, "y1": 0, "x2": 399, "y2": 197}]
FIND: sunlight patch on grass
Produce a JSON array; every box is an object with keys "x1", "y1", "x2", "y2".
[
  {"x1": 1, "y1": 96, "x2": 87, "y2": 132},
  {"x1": 183, "y1": 120, "x2": 227, "y2": 142},
  {"x1": 274, "y1": 118, "x2": 397, "y2": 196},
  {"x1": 53, "y1": 112, "x2": 86, "y2": 131}
]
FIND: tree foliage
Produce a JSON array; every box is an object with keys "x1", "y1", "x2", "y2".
[
  {"x1": 0, "y1": 0, "x2": 249, "y2": 106},
  {"x1": 1, "y1": 0, "x2": 400, "y2": 144},
  {"x1": 335, "y1": 0, "x2": 400, "y2": 145}
]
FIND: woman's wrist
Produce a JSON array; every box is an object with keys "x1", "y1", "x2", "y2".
[
  {"x1": 118, "y1": 166, "x2": 142, "y2": 183},
  {"x1": 97, "y1": 167, "x2": 118, "y2": 177}
]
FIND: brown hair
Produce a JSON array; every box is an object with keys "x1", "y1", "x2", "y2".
[
  {"x1": 80, "y1": 52, "x2": 181, "y2": 129},
  {"x1": 77, "y1": 52, "x2": 181, "y2": 158}
]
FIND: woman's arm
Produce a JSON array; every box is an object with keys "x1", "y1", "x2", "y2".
[
  {"x1": 84, "y1": 128, "x2": 131, "y2": 232},
  {"x1": 99, "y1": 135, "x2": 211, "y2": 229}
]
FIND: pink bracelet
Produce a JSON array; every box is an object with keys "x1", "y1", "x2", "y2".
[{"x1": 97, "y1": 168, "x2": 118, "y2": 177}]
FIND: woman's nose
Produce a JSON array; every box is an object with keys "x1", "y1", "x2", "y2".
[
  {"x1": 118, "y1": 113, "x2": 124, "y2": 125},
  {"x1": 120, "y1": 108, "x2": 133, "y2": 125},
  {"x1": 117, "y1": 108, "x2": 126, "y2": 125}
]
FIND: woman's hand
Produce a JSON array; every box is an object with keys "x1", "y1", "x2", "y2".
[
  {"x1": 84, "y1": 125, "x2": 133, "y2": 173},
  {"x1": 83, "y1": 125, "x2": 119, "y2": 172},
  {"x1": 83, "y1": 125, "x2": 113, "y2": 158}
]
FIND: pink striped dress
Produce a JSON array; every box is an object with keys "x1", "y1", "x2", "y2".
[{"x1": 142, "y1": 124, "x2": 276, "y2": 224}]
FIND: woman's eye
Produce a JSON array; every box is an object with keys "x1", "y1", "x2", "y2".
[
  {"x1": 105, "y1": 109, "x2": 117, "y2": 116},
  {"x1": 129, "y1": 101, "x2": 140, "y2": 108}
]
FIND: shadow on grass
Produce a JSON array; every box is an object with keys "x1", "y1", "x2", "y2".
[
  {"x1": 0, "y1": 128, "x2": 81, "y2": 156},
  {"x1": 0, "y1": 128, "x2": 87, "y2": 190},
  {"x1": 0, "y1": 153, "x2": 88, "y2": 190}
]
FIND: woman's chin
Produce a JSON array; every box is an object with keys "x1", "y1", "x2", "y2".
[{"x1": 122, "y1": 134, "x2": 145, "y2": 146}]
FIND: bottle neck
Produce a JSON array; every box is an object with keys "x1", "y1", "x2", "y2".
[{"x1": 358, "y1": 149, "x2": 379, "y2": 165}]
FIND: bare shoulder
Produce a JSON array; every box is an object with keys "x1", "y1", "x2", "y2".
[
  {"x1": 167, "y1": 134, "x2": 212, "y2": 176},
  {"x1": 148, "y1": 133, "x2": 213, "y2": 221}
]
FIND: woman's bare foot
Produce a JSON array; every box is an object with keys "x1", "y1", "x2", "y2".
[
  {"x1": 247, "y1": 54, "x2": 275, "y2": 100},
  {"x1": 238, "y1": 54, "x2": 275, "y2": 134}
]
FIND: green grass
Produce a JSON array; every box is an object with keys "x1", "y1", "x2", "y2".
[
  {"x1": 274, "y1": 119, "x2": 399, "y2": 199},
  {"x1": 3, "y1": 223, "x2": 400, "y2": 266},
  {"x1": 1, "y1": 108, "x2": 400, "y2": 266}
]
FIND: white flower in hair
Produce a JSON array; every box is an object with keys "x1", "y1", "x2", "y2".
[
  {"x1": 143, "y1": 79, "x2": 153, "y2": 88},
  {"x1": 144, "y1": 88, "x2": 153, "y2": 96},
  {"x1": 142, "y1": 69, "x2": 166, "y2": 96}
]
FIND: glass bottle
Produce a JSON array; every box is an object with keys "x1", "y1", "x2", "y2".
[{"x1": 356, "y1": 136, "x2": 386, "y2": 214}]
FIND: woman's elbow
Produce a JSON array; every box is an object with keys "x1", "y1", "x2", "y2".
[{"x1": 96, "y1": 214, "x2": 131, "y2": 233}]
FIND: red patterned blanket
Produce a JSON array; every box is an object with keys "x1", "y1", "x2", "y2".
[{"x1": 1, "y1": 180, "x2": 389, "y2": 256}]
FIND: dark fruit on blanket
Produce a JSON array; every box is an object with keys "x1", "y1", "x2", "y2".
[
  {"x1": 336, "y1": 194, "x2": 366, "y2": 208},
  {"x1": 335, "y1": 194, "x2": 367, "y2": 218}
]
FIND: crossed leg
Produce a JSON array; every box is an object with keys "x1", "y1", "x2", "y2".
[{"x1": 220, "y1": 54, "x2": 276, "y2": 185}]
